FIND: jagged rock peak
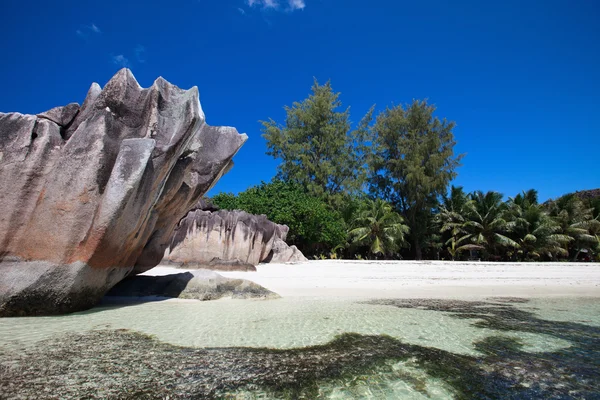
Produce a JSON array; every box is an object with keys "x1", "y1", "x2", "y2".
[{"x1": 0, "y1": 69, "x2": 247, "y2": 316}]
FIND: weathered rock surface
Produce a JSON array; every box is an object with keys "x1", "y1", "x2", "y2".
[
  {"x1": 36, "y1": 102, "x2": 80, "y2": 127},
  {"x1": 163, "y1": 256, "x2": 257, "y2": 271},
  {"x1": 164, "y1": 206, "x2": 308, "y2": 267},
  {"x1": 106, "y1": 270, "x2": 277, "y2": 300},
  {"x1": 0, "y1": 259, "x2": 130, "y2": 317},
  {"x1": 0, "y1": 69, "x2": 247, "y2": 316},
  {"x1": 267, "y1": 238, "x2": 308, "y2": 263}
]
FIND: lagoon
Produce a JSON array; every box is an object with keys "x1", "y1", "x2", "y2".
[{"x1": 1, "y1": 262, "x2": 599, "y2": 399}]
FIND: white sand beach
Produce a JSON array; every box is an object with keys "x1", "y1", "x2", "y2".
[{"x1": 145, "y1": 260, "x2": 600, "y2": 299}]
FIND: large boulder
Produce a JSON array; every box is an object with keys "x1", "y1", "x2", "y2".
[
  {"x1": 164, "y1": 206, "x2": 308, "y2": 267},
  {"x1": 0, "y1": 69, "x2": 247, "y2": 316}
]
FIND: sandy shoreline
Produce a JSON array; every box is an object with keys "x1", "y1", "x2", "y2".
[{"x1": 143, "y1": 260, "x2": 600, "y2": 299}]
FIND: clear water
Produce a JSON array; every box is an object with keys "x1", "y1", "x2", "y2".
[
  {"x1": 1, "y1": 296, "x2": 599, "y2": 399},
  {"x1": 0, "y1": 297, "x2": 581, "y2": 354}
]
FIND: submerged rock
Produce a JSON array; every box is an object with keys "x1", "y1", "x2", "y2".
[
  {"x1": 164, "y1": 206, "x2": 308, "y2": 267},
  {"x1": 1, "y1": 298, "x2": 599, "y2": 399},
  {"x1": 0, "y1": 69, "x2": 247, "y2": 316}
]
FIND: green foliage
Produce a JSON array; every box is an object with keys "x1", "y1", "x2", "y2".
[
  {"x1": 589, "y1": 198, "x2": 600, "y2": 220},
  {"x1": 348, "y1": 198, "x2": 409, "y2": 258},
  {"x1": 435, "y1": 186, "x2": 483, "y2": 260},
  {"x1": 261, "y1": 79, "x2": 373, "y2": 204},
  {"x1": 505, "y1": 190, "x2": 570, "y2": 260},
  {"x1": 546, "y1": 194, "x2": 600, "y2": 260},
  {"x1": 253, "y1": 78, "x2": 599, "y2": 262},
  {"x1": 210, "y1": 192, "x2": 238, "y2": 211},
  {"x1": 369, "y1": 100, "x2": 463, "y2": 259},
  {"x1": 459, "y1": 191, "x2": 517, "y2": 260},
  {"x1": 212, "y1": 181, "x2": 346, "y2": 256},
  {"x1": 430, "y1": 187, "x2": 600, "y2": 262}
]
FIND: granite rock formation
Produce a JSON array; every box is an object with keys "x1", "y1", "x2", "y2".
[
  {"x1": 266, "y1": 237, "x2": 308, "y2": 263},
  {"x1": 0, "y1": 69, "x2": 247, "y2": 316},
  {"x1": 202, "y1": 258, "x2": 257, "y2": 272},
  {"x1": 106, "y1": 270, "x2": 278, "y2": 300},
  {"x1": 163, "y1": 205, "x2": 308, "y2": 268}
]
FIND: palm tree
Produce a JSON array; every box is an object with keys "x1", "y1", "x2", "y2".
[
  {"x1": 589, "y1": 219, "x2": 600, "y2": 260},
  {"x1": 461, "y1": 191, "x2": 518, "y2": 260},
  {"x1": 348, "y1": 198, "x2": 409, "y2": 258},
  {"x1": 435, "y1": 186, "x2": 482, "y2": 260},
  {"x1": 547, "y1": 194, "x2": 600, "y2": 260},
  {"x1": 508, "y1": 190, "x2": 571, "y2": 260}
]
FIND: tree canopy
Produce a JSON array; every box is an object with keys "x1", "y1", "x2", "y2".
[
  {"x1": 368, "y1": 100, "x2": 463, "y2": 259},
  {"x1": 261, "y1": 79, "x2": 373, "y2": 203}
]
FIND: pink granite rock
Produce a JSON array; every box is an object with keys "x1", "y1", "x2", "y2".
[{"x1": 0, "y1": 69, "x2": 246, "y2": 316}]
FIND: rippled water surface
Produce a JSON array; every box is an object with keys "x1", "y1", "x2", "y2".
[{"x1": 1, "y1": 296, "x2": 599, "y2": 399}]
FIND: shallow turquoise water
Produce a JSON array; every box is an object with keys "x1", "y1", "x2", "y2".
[
  {"x1": 1, "y1": 296, "x2": 599, "y2": 399},
  {"x1": 0, "y1": 297, "x2": 589, "y2": 354}
]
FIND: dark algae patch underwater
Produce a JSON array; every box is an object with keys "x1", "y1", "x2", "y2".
[{"x1": 1, "y1": 298, "x2": 599, "y2": 399}]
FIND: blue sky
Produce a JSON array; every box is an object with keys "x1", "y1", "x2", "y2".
[{"x1": 1, "y1": 0, "x2": 598, "y2": 202}]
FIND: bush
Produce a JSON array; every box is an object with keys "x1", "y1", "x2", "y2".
[{"x1": 212, "y1": 181, "x2": 347, "y2": 257}]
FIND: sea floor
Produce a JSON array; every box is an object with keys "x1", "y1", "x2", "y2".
[{"x1": 1, "y1": 296, "x2": 599, "y2": 399}]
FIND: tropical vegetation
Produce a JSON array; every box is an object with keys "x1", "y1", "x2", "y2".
[
  {"x1": 213, "y1": 80, "x2": 600, "y2": 262},
  {"x1": 212, "y1": 181, "x2": 346, "y2": 256},
  {"x1": 347, "y1": 198, "x2": 409, "y2": 259}
]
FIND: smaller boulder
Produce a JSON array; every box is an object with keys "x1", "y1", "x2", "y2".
[
  {"x1": 206, "y1": 258, "x2": 257, "y2": 271},
  {"x1": 167, "y1": 257, "x2": 256, "y2": 272},
  {"x1": 106, "y1": 270, "x2": 278, "y2": 300},
  {"x1": 267, "y1": 238, "x2": 309, "y2": 263}
]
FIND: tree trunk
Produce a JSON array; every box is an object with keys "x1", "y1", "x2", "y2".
[
  {"x1": 409, "y1": 209, "x2": 422, "y2": 260},
  {"x1": 414, "y1": 237, "x2": 422, "y2": 260}
]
